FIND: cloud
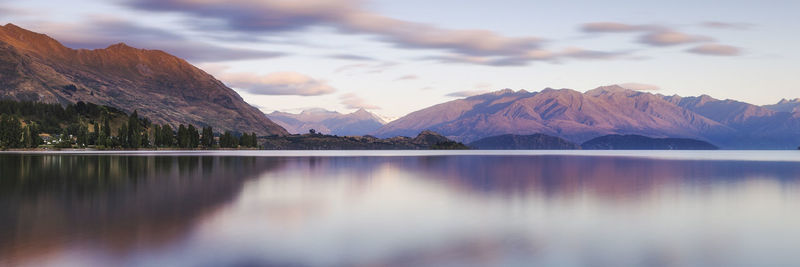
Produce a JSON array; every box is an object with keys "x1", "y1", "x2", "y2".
[
  {"x1": 582, "y1": 22, "x2": 720, "y2": 48},
  {"x1": 220, "y1": 72, "x2": 337, "y2": 96},
  {"x1": 701, "y1": 21, "x2": 753, "y2": 30},
  {"x1": 394, "y1": 75, "x2": 418, "y2": 81},
  {"x1": 423, "y1": 55, "x2": 528, "y2": 66},
  {"x1": 425, "y1": 46, "x2": 630, "y2": 66},
  {"x1": 339, "y1": 93, "x2": 380, "y2": 109},
  {"x1": 22, "y1": 17, "x2": 284, "y2": 62},
  {"x1": 639, "y1": 30, "x2": 713, "y2": 46},
  {"x1": 581, "y1": 22, "x2": 652, "y2": 33},
  {"x1": 618, "y1": 82, "x2": 661, "y2": 91},
  {"x1": 474, "y1": 82, "x2": 491, "y2": 89},
  {"x1": 446, "y1": 90, "x2": 489, "y2": 97},
  {"x1": 327, "y1": 54, "x2": 377, "y2": 61},
  {"x1": 686, "y1": 44, "x2": 741, "y2": 56},
  {"x1": 125, "y1": 0, "x2": 544, "y2": 60},
  {"x1": 334, "y1": 62, "x2": 397, "y2": 74},
  {"x1": 561, "y1": 48, "x2": 631, "y2": 60}
]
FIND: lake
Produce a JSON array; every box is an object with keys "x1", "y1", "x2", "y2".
[{"x1": 2, "y1": 151, "x2": 800, "y2": 267}]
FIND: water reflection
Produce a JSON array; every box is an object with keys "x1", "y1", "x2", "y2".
[
  {"x1": 0, "y1": 154, "x2": 284, "y2": 265},
  {"x1": 1, "y1": 154, "x2": 800, "y2": 266}
]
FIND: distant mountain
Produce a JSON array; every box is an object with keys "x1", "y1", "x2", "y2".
[
  {"x1": 581, "y1": 134, "x2": 718, "y2": 150},
  {"x1": 763, "y1": 98, "x2": 800, "y2": 113},
  {"x1": 664, "y1": 95, "x2": 800, "y2": 148},
  {"x1": 468, "y1": 134, "x2": 580, "y2": 150},
  {"x1": 0, "y1": 23, "x2": 286, "y2": 136},
  {"x1": 374, "y1": 86, "x2": 800, "y2": 149},
  {"x1": 268, "y1": 108, "x2": 385, "y2": 136},
  {"x1": 375, "y1": 86, "x2": 730, "y2": 142}
]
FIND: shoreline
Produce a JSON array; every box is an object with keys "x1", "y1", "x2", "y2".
[{"x1": 2, "y1": 150, "x2": 799, "y2": 162}]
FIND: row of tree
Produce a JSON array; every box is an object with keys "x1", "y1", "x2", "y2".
[
  {"x1": 0, "y1": 100, "x2": 260, "y2": 150},
  {"x1": 0, "y1": 114, "x2": 43, "y2": 148}
]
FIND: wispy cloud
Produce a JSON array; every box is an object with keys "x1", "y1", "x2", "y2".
[
  {"x1": 687, "y1": 44, "x2": 741, "y2": 56},
  {"x1": 340, "y1": 93, "x2": 380, "y2": 109},
  {"x1": 126, "y1": 0, "x2": 544, "y2": 60},
  {"x1": 221, "y1": 71, "x2": 337, "y2": 96},
  {"x1": 580, "y1": 21, "x2": 742, "y2": 56},
  {"x1": 639, "y1": 30, "x2": 712, "y2": 46},
  {"x1": 394, "y1": 74, "x2": 418, "y2": 81},
  {"x1": 334, "y1": 62, "x2": 397, "y2": 74},
  {"x1": 19, "y1": 17, "x2": 285, "y2": 62},
  {"x1": 327, "y1": 54, "x2": 377, "y2": 61},
  {"x1": 561, "y1": 48, "x2": 631, "y2": 59},
  {"x1": 445, "y1": 90, "x2": 489, "y2": 97},
  {"x1": 581, "y1": 22, "x2": 654, "y2": 33},
  {"x1": 701, "y1": 21, "x2": 753, "y2": 30}
]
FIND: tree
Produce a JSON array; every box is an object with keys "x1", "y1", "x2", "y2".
[
  {"x1": 56, "y1": 128, "x2": 72, "y2": 148},
  {"x1": 239, "y1": 132, "x2": 258, "y2": 148},
  {"x1": 127, "y1": 110, "x2": 142, "y2": 149},
  {"x1": 177, "y1": 124, "x2": 188, "y2": 148},
  {"x1": 188, "y1": 124, "x2": 199, "y2": 148},
  {"x1": 77, "y1": 124, "x2": 88, "y2": 148},
  {"x1": 160, "y1": 124, "x2": 174, "y2": 147},
  {"x1": 117, "y1": 124, "x2": 128, "y2": 148},
  {"x1": 26, "y1": 123, "x2": 43, "y2": 148},
  {"x1": 90, "y1": 123, "x2": 99, "y2": 145},
  {"x1": 201, "y1": 126, "x2": 214, "y2": 148},
  {"x1": 0, "y1": 114, "x2": 22, "y2": 148},
  {"x1": 103, "y1": 116, "x2": 111, "y2": 138},
  {"x1": 153, "y1": 124, "x2": 162, "y2": 147},
  {"x1": 219, "y1": 131, "x2": 238, "y2": 148},
  {"x1": 97, "y1": 129, "x2": 109, "y2": 148},
  {"x1": 21, "y1": 125, "x2": 32, "y2": 148}
]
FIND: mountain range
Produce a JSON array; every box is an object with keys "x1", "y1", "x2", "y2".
[
  {"x1": 267, "y1": 108, "x2": 385, "y2": 136},
  {"x1": 373, "y1": 86, "x2": 800, "y2": 149},
  {"x1": 0, "y1": 23, "x2": 286, "y2": 136},
  {"x1": 2, "y1": 24, "x2": 799, "y2": 149}
]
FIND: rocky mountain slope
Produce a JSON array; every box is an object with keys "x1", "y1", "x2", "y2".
[
  {"x1": 0, "y1": 24, "x2": 286, "y2": 135},
  {"x1": 268, "y1": 108, "x2": 385, "y2": 136},
  {"x1": 374, "y1": 86, "x2": 800, "y2": 149},
  {"x1": 763, "y1": 98, "x2": 800, "y2": 113}
]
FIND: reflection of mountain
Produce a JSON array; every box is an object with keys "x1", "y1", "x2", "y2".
[
  {"x1": 268, "y1": 108, "x2": 386, "y2": 136},
  {"x1": 266, "y1": 156, "x2": 800, "y2": 201},
  {"x1": 411, "y1": 156, "x2": 800, "y2": 200},
  {"x1": 0, "y1": 154, "x2": 284, "y2": 263}
]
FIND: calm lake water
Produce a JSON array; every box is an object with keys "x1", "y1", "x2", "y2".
[{"x1": 2, "y1": 151, "x2": 800, "y2": 267}]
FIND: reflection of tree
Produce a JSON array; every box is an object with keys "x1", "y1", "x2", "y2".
[{"x1": 0, "y1": 155, "x2": 284, "y2": 263}]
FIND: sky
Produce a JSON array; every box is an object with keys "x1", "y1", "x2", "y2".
[{"x1": 2, "y1": 0, "x2": 799, "y2": 118}]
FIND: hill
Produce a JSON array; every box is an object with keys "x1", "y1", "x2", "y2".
[
  {"x1": 0, "y1": 23, "x2": 286, "y2": 136},
  {"x1": 268, "y1": 108, "x2": 385, "y2": 136},
  {"x1": 468, "y1": 134, "x2": 580, "y2": 150},
  {"x1": 374, "y1": 86, "x2": 800, "y2": 149},
  {"x1": 581, "y1": 134, "x2": 718, "y2": 150},
  {"x1": 261, "y1": 130, "x2": 467, "y2": 150}
]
